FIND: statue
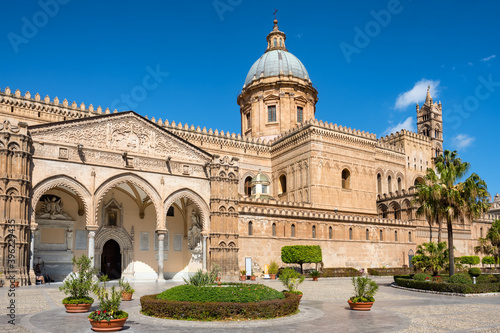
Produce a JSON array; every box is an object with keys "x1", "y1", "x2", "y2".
[
  {"x1": 37, "y1": 195, "x2": 70, "y2": 220},
  {"x1": 188, "y1": 211, "x2": 202, "y2": 252}
]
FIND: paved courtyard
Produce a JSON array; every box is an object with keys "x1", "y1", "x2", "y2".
[{"x1": 2, "y1": 276, "x2": 500, "y2": 332}]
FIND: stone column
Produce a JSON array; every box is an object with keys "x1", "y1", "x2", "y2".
[
  {"x1": 157, "y1": 231, "x2": 167, "y2": 281},
  {"x1": 88, "y1": 231, "x2": 96, "y2": 267},
  {"x1": 202, "y1": 235, "x2": 208, "y2": 271},
  {"x1": 29, "y1": 228, "x2": 35, "y2": 271}
]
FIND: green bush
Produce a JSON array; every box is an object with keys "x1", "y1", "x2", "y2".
[
  {"x1": 350, "y1": 276, "x2": 378, "y2": 303},
  {"x1": 468, "y1": 267, "x2": 482, "y2": 277},
  {"x1": 482, "y1": 256, "x2": 496, "y2": 266},
  {"x1": 62, "y1": 296, "x2": 94, "y2": 304},
  {"x1": 460, "y1": 256, "x2": 480, "y2": 267},
  {"x1": 182, "y1": 269, "x2": 218, "y2": 287},
  {"x1": 141, "y1": 292, "x2": 300, "y2": 320},
  {"x1": 413, "y1": 273, "x2": 432, "y2": 281},
  {"x1": 157, "y1": 284, "x2": 284, "y2": 303},
  {"x1": 477, "y1": 274, "x2": 499, "y2": 284},
  {"x1": 395, "y1": 277, "x2": 500, "y2": 293},
  {"x1": 281, "y1": 245, "x2": 322, "y2": 272},
  {"x1": 59, "y1": 255, "x2": 97, "y2": 301},
  {"x1": 448, "y1": 273, "x2": 472, "y2": 284},
  {"x1": 279, "y1": 268, "x2": 305, "y2": 292},
  {"x1": 268, "y1": 261, "x2": 279, "y2": 275},
  {"x1": 321, "y1": 267, "x2": 362, "y2": 277}
]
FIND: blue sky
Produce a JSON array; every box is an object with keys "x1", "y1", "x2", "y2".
[{"x1": 1, "y1": 0, "x2": 499, "y2": 197}]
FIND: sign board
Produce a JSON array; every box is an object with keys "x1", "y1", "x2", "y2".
[{"x1": 245, "y1": 257, "x2": 252, "y2": 276}]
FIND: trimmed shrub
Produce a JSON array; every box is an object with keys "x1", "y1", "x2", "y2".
[
  {"x1": 157, "y1": 284, "x2": 283, "y2": 303},
  {"x1": 413, "y1": 273, "x2": 432, "y2": 281},
  {"x1": 477, "y1": 274, "x2": 499, "y2": 284},
  {"x1": 141, "y1": 292, "x2": 300, "y2": 321},
  {"x1": 281, "y1": 245, "x2": 322, "y2": 273},
  {"x1": 482, "y1": 256, "x2": 496, "y2": 266},
  {"x1": 468, "y1": 267, "x2": 482, "y2": 277},
  {"x1": 460, "y1": 256, "x2": 480, "y2": 267},
  {"x1": 447, "y1": 273, "x2": 472, "y2": 284},
  {"x1": 322, "y1": 267, "x2": 362, "y2": 277},
  {"x1": 394, "y1": 277, "x2": 500, "y2": 294},
  {"x1": 368, "y1": 267, "x2": 411, "y2": 276}
]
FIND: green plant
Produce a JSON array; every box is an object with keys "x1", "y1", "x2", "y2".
[
  {"x1": 448, "y1": 273, "x2": 472, "y2": 284},
  {"x1": 240, "y1": 270, "x2": 246, "y2": 276},
  {"x1": 413, "y1": 273, "x2": 432, "y2": 281},
  {"x1": 310, "y1": 270, "x2": 320, "y2": 278},
  {"x1": 183, "y1": 269, "x2": 218, "y2": 287},
  {"x1": 278, "y1": 268, "x2": 304, "y2": 292},
  {"x1": 395, "y1": 277, "x2": 500, "y2": 294},
  {"x1": 460, "y1": 256, "x2": 480, "y2": 268},
  {"x1": 268, "y1": 260, "x2": 279, "y2": 275},
  {"x1": 482, "y1": 256, "x2": 497, "y2": 267},
  {"x1": 412, "y1": 242, "x2": 448, "y2": 275},
  {"x1": 281, "y1": 245, "x2": 322, "y2": 273},
  {"x1": 468, "y1": 267, "x2": 482, "y2": 277},
  {"x1": 89, "y1": 275, "x2": 128, "y2": 322},
  {"x1": 118, "y1": 278, "x2": 135, "y2": 293},
  {"x1": 350, "y1": 276, "x2": 379, "y2": 303},
  {"x1": 59, "y1": 255, "x2": 97, "y2": 304},
  {"x1": 477, "y1": 274, "x2": 499, "y2": 284}
]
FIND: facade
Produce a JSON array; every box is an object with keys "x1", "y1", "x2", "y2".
[{"x1": 1, "y1": 20, "x2": 499, "y2": 284}]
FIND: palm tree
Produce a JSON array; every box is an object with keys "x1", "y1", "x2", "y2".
[
  {"x1": 414, "y1": 177, "x2": 442, "y2": 242},
  {"x1": 485, "y1": 220, "x2": 500, "y2": 266},
  {"x1": 413, "y1": 241, "x2": 448, "y2": 275}
]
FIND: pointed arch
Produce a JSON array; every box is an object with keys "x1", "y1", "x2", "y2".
[{"x1": 163, "y1": 188, "x2": 210, "y2": 231}]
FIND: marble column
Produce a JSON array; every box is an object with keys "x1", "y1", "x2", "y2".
[
  {"x1": 157, "y1": 231, "x2": 166, "y2": 281},
  {"x1": 29, "y1": 229, "x2": 35, "y2": 271},
  {"x1": 202, "y1": 235, "x2": 208, "y2": 271},
  {"x1": 88, "y1": 231, "x2": 95, "y2": 267}
]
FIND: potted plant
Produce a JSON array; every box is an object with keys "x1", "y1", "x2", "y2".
[
  {"x1": 89, "y1": 275, "x2": 128, "y2": 332},
  {"x1": 279, "y1": 267, "x2": 304, "y2": 299},
  {"x1": 310, "y1": 270, "x2": 320, "y2": 281},
  {"x1": 240, "y1": 270, "x2": 246, "y2": 281},
  {"x1": 268, "y1": 261, "x2": 279, "y2": 279},
  {"x1": 348, "y1": 276, "x2": 379, "y2": 311},
  {"x1": 118, "y1": 278, "x2": 135, "y2": 301},
  {"x1": 250, "y1": 273, "x2": 256, "y2": 281},
  {"x1": 59, "y1": 255, "x2": 97, "y2": 313}
]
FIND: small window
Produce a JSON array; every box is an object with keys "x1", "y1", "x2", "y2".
[
  {"x1": 349, "y1": 227, "x2": 353, "y2": 240},
  {"x1": 395, "y1": 231, "x2": 398, "y2": 242},
  {"x1": 279, "y1": 174, "x2": 287, "y2": 194},
  {"x1": 380, "y1": 230, "x2": 383, "y2": 241},
  {"x1": 388, "y1": 176, "x2": 392, "y2": 193},
  {"x1": 377, "y1": 174, "x2": 382, "y2": 194},
  {"x1": 273, "y1": 38, "x2": 277, "y2": 47},
  {"x1": 167, "y1": 206, "x2": 174, "y2": 217},
  {"x1": 366, "y1": 229, "x2": 369, "y2": 240},
  {"x1": 312, "y1": 225, "x2": 316, "y2": 238},
  {"x1": 297, "y1": 106, "x2": 303, "y2": 123},
  {"x1": 272, "y1": 223, "x2": 276, "y2": 237},
  {"x1": 246, "y1": 112, "x2": 251, "y2": 129},
  {"x1": 480, "y1": 227, "x2": 483, "y2": 238},
  {"x1": 280, "y1": 38, "x2": 283, "y2": 47},
  {"x1": 397, "y1": 177, "x2": 402, "y2": 192},
  {"x1": 248, "y1": 222, "x2": 253, "y2": 236},
  {"x1": 329, "y1": 226, "x2": 333, "y2": 239},
  {"x1": 408, "y1": 231, "x2": 412, "y2": 242},
  {"x1": 342, "y1": 169, "x2": 351, "y2": 189},
  {"x1": 291, "y1": 224, "x2": 295, "y2": 237},
  {"x1": 268, "y1": 105, "x2": 277, "y2": 122},
  {"x1": 262, "y1": 185, "x2": 268, "y2": 194},
  {"x1": 244, "y1": 176, "x2": 252, "y2": 197}
]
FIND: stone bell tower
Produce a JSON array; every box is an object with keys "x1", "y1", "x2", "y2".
[
  {"x1": 237, "y1": 19, "x2": 318, "y2": 140},
  {"x1": 0, "y1": 120, "x2": 33, "y2": 286},
  {"x1": 416, "y1": 86, "x2": 443, "y2": 158}
]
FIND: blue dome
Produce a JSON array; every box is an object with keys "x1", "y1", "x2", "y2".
[{"x1": 244, "y1": 50, "x2": 309, "y2": 87}]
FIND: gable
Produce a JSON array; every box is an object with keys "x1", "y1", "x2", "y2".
[{"x1": 29, "y1": 112, "x2": 211, "y2": 162}]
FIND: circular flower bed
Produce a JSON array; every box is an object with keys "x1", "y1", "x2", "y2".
[{"x1": 141, "y1": 283, "x2": 300, "y2": 321}]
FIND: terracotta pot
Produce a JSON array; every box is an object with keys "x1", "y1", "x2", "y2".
[
  {"x1": 89, "y1": 317, "x2": 127, "y2": 332},
  {"x1": 240, "y1": 275, "x2": 246, "y2": 281},
  {"x1": 312, "y1": 276, "x2": 318, "y2": 281},
  {"x1": 250, "y1": 276, "x2": 256, "y2": 281},
  {"x1": 121, "y1": 292, "x2": 133, "y2": 301},
  {"x1": 269, "y1": 274, "x2": 276, "y2": 279},
  {"x1": 64, "y1": 303, "x2": 92, "y2": 313},
  {"x1": 347, "y1": 299, "x2": 374, "y2": 311}
]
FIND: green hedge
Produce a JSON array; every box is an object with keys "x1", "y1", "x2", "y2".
[
  {"x1": 321, "y1": 267, "x2": 362, "y2": 277},
  {"x1": 140, "y1": 292, "x2": 301, "y2": 321},
  {"x1": 368, "y1": 267, "x2": 411, "y2": 276},
  {"x1": 394, "y1": 277, "x2": 500, "y2": 294},
  {"x1": 157, "y1": 284, "x2": 284, "y2": 303},
  {"x1": 460, "y1": 256, "x2": 480, "y2": 266}
]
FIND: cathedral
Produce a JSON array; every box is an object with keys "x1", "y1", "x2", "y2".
[{"x1": 1, "y1": 19, "x2": 499, "y2": 284}]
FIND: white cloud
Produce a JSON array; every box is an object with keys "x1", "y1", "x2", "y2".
[
  {"x1": 383, "y1": 117, "x2": 416, "y2": 136},
  {"x1": 451, "y1": 134, "x2": 475, "y2": 150},
  {"x1": 481, "y1": 54, "x2": 496, "y2": 62},
  {"x1": 394, "y1": 79, "x2": 440, "y2": 110},
  {"x1": 467, "y1": 62, "x2": 473, "y2": 66}
]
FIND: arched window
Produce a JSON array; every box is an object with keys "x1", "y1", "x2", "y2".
[
  {"x1": 342, "y1": 169, "x2": 351, "y2": 189},
  {"x1": 272, "y1": 223, "x2": 276, "y2": 236},
  {"x1": 414, "y1": 177, "x2": 424, "y2": 186},
  {"x1": 380, "y1": 229, "x2": 383, "y2": 241},
  {"x1": 312, "y1": 225, "x2": 316, "y2": 238},
  {"x1": 291, "y1": 224, "x2": 295, "y2": 237},
  {"x1": 480, "y1": 227, "x2": 483, "y2": 238},
  {"x1": 408, "y1": 231, "x2": 412, "y2": 242},
  {"x1": 244, "y1": 176, "x2": 252, "y2": 197},
  {"x1": 248, "y1": 221, "x2": 253, "y2": 236},
  {"x1": 366, "y1": 229, "x2": 369, "y2": 240},
  {"x1": 279, "y1": 174, "x2": 287, "y2": 194},
  {"x1": 273, "y1": 38, "x2": 277, "y2": 47},
  {"x1": 280, "y1": 38, "x2": 283, "y2": 47},
  {"x1": 395, "y1": 230, "x2": 398, "y2": 242},
  {"x1": 349, "y1": 227, "x2": 353, "y2": 240},
  {"x1": 329, "y1": 226, "x2": 333, "y2": 239},
  {"x1": 377, "y1": 173, "x2": 382, "y2": 194},
  {"x1": 397, "y1": 177, "x2": 402, "y2": 192},
  {"x1": 388, "y1": 175, "x2": 392, "y2": 193}
]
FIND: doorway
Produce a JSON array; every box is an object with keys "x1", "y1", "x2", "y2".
[{"x1": 101, "y1": 239, "x2": 121, "y2": 279}]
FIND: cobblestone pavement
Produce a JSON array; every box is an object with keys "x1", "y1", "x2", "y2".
[{"x1": 1, "y1": 277, "x2": 500, "y2": 332}]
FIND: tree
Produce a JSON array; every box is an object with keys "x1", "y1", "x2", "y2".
[
  {"x1": 483, "y1": 220, "x2": 500, "y2": 266},
  {"x1": 412, "y1": 241, "x2": 448, "y2": 275},
  {"x1": 281, "y1": 245, "x2": 322, "y2": 273},
  {"x1": 414, "y1": 181, "x2": 442, "y2": 242}
]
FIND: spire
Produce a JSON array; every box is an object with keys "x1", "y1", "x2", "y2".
[
  {"x1": 266, "y1": 16, "x2": 287, "y2": 52},
  {"x1": 425, "y1": 85, "x2": 433, "y2": 105}
]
